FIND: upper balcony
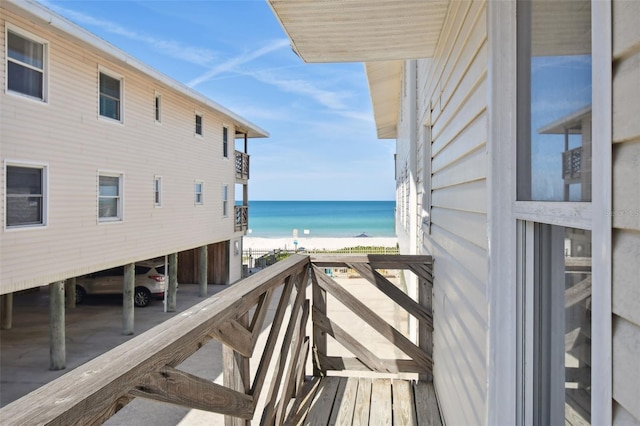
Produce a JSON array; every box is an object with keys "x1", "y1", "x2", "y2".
[
  {"x1": 236, "y1": 150, "x2": 250, "y2": 182},
  {"x1": 0, "y1": 254, "x2": 440, "y2": 425}
]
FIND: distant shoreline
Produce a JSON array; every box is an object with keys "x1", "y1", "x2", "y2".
[{"x1": 243, "y1": 236, "x2": 398, "y2": 251}]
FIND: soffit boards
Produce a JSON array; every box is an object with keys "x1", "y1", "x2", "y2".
[
  {"x1": 267, "y1": 0, "x2": 450, "y2": 63},
  {"x1": 267, "y1": 1, "x2": 450, "y2": 139}
]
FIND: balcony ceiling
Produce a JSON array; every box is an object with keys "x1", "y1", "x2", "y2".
[{"x1": 267, "y1": 0, "x2": 450, "y2": 63}]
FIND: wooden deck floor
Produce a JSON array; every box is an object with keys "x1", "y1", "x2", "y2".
[{"x1": 286, "y1": 376, "x2": 442, "y2": 425}]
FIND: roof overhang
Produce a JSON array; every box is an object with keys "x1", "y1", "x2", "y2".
[
  {"x1": 267, "y1": 0, "x2": 449, "y2": 139},
  {"x1": 267, "y1": 0, "x2": 450, "y2": 63},
  {"x1": 365, "y1": 61, "x2": 403, "y2": 139}
]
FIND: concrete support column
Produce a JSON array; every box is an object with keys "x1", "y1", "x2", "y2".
[
  {"x1": 123, "y1": 263, "x2": 135, "y2": 335},
  {"x1": 168, "y1": 253, "x2": 178, "y2": 312},
  {"x1": 65, "y1": 277, "x2": 76, "y2": 309},
  {"x1": 1, "y1": 293, "x2": 14, "y2": 330},
  {"x1": 199, "y1": 245, "x2": 208, "y2": 297},
  {"x1": 49, "y1": 281, "x2": 65, "y2": 370}
]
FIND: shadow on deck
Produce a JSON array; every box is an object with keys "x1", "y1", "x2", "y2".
[{"x1": 0, "y1": 254, "x2": 440, "y2": 425}]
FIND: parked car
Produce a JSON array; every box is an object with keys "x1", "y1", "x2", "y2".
[{"x1": 75, "y1": 261, "x2": 166, "y2": 307}]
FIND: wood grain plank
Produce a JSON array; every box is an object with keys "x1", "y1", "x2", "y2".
[
  {"x1": 414, "y1": 381, "x2": 442, "y2": 426},
  {"x1": 352, "y1": 378, "x2": 372, "y2": 426},
  {"x1": 332, "y1": 377, "x2": 359, "y2": 425},
  {"x1": 369, "y1": 379, "x2": 392, "y2": 425},
  {"x1": 275, "y1": 303, "x2": 310, "y2": 425},
  {"x1": 328, "y1": 377, "x2": 349, "y2": 425},
  {"x1": 250, "y1": 278, "x2": 295, "y2": 403},
  {"x1": 319, "y1": 355, "x2": 423, "y2": 374},
  {"x1": 130, "y1": 365, "x2": 253, "y2": 419},
  {"x1": 304, "y1": 377, "x2": 341, "y2": 425},
  {"x1": 261, "y1": 278, "x2": 308, "y2": 423},
  {"x1": 392, "y1": 379, "x2": 417, "y2": 426},
  {"x1": 312, "y1": 266, "x2": 328, "y2": 376},
  {"x1": 212, "y1": 318, "x2": 253, "y2": 358},
  {"x1": 284, "y1": 376, "x2": 321, "y2": 426}
]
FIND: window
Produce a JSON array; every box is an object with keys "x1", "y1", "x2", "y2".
[
  {"x1": 519, "y1": 224, "x2": 592, "y2": 425},
  {"x1": 223, "y1": 126, "x2": 229, "y2": 158},
  {"x1": 154, "y1": 176, "x2": 162, "y2": 207},
  {"x1": 6, "y1": 28, "x2": 46, "y2": 101},
  {"x1": 98, "y1": 172, "x2": 123, "y2": 221},
  {"x1": 194, "y1": 181, "x2": 203, "y2": 205},
  {"x1": 517, "y1": 0, "x2": 592, "y2": 202},
  {"x1": 5, "y1": 163, "x2": 47, "y2": 228},
  {"x1": 515, "y1": 0, "x2": 596, "y2": 423},
  {"x1": 99, "y1": 71, "x2": 122, "y2": 121},
  {"x1": 222, "y1": 185, "x2": 229, "y2": 217},
  {"x1": 154, "y1": 93, "x2": 162, "y2": 123},
  {"x1": 195, "y1": 114, "x2": 203, "y2": 136}
]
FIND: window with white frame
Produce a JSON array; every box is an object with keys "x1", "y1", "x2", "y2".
[
  {"x1": 154, "y1": 93, "x2": 162, "y2": 123},
  {"x1": 515, "y1": 0, "x2": 594, "y2": 423},
  {"x1": 223, "y1": 126, "x2": 229, "y2": 158},
  {"x1": 5, "y1": 163, "x2": 47, "y2": 228},
  {"x1": 154, "y1": 176, "x2": 162, "y2": 207},
  {"x1": 222, "y1": 184, "x2": 229, "y2": 217},
  {"x1": 6, "y1": 27, "x2": 47, "y2": 101},
  {"x1": 98, "y1": 172, "x2": 123, "y2": 221},
  {"x1": 195, "y1": 113, "x2": 203, "y2": 136},
  {"x1": 194, "y1": 181, "x2": 204, "y2": 205},
  {"x1": 99, "y1": 71, "x2": 122, "y2": 121}
]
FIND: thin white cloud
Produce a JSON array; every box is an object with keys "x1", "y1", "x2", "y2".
[
  {"x1": 248, "y1": 69, "x2": 351, "y2": 110},
  {"x1": 187, "y1": 39, "x2": 291, "y2": 87},
  {"x1": 40, "y1": 1, "x2": 217, "y2": 66}
]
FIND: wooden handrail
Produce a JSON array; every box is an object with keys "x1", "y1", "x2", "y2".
[
  {"x1": 0, "y1": 255, "x2": 310, "y2": 426},
  {"x1": 0, "y1": 254, "x2": 434, "y2": 425}
]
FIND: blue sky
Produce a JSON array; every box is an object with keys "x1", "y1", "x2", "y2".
[{"x1": 41, "y1": 0, "x2": 396, "y2": 201}]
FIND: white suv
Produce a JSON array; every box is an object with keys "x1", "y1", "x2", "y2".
[{"x1": 75, "y1": 261, "x2": 166, "y2": 307}]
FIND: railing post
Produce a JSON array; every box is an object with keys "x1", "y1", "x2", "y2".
[
  {"x1": 311, "y1": 266, "x2": 327, "y2": 377},
  {"x1": 418, "y1": 273, "x2": 433, "y2": 382},
  {"x1": 223, "y1": 312, "x2": 250, "y2": 426}
]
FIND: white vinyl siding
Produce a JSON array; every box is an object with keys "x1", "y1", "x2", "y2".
[
  {"x1": 414, "y1": 2, "x2": 489, "y2": 424},
  {"x1": 0, "y1": 7, "x2": 253, "y2": 294},
  {"x1": 612, "y1": 0, "x2": 640, "y2": 422},
  {"x1": 372, "y1": 0, "x2": 488, "y2": 419}
]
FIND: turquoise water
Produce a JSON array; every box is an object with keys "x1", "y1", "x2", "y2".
[{"x1": 244, "y1": 201, "x2": 396, "y2": 238}]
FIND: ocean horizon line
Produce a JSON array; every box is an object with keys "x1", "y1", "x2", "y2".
[{"x1": 239, "y1": 199, "x2": 396, "y2": 203}]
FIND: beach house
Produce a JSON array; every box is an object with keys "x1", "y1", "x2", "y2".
[
  {"x1": 1, "y1": 0, "x2": 267, "y2": 364},
  {"x1": 266, "y1": 0, "x2": 639, "y2": 424}
]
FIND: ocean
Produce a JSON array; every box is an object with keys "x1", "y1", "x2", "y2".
[{"x1": 244, "y1": 201, "x2": 396, "y2": 238}]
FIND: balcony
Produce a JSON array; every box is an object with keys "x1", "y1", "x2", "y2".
[
  {"x1": 0, "y1": 254, "x2": 440, "y2": 425},
  {"x1": 235, "y1": 205, "x2": 249, "y2": 232},
  {"x1": 236, "y1": 150, "x2": 250, "y2": 181},
  {"x1": 562, "y1": 146, "x2": 582, "y2": 182}
]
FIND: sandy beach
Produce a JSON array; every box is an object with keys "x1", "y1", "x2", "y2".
[{"x1": 243, "y1": 236, "x2": 398, "y2": 251}]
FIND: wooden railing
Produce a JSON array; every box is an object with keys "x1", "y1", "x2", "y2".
[
  {"x1": 235, "y1": 205, "x2": 249, "y2": 231},
  {"x1": 562, "y1": 146, "x2": 582, "y2": 181},
  {"x1": 236, "y1": 150, "x2": 250, "y2": 181},
  {"x1": 0, "y1": 254, "x2": 433, "y2": 425}
]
